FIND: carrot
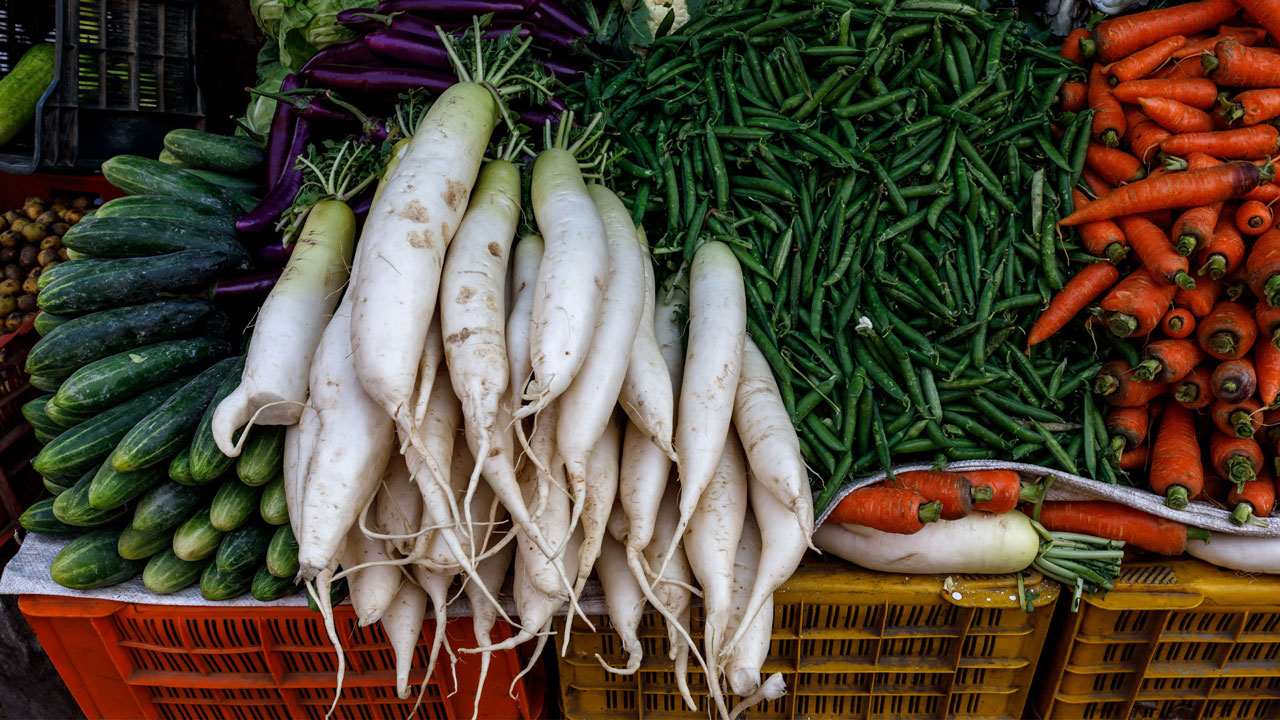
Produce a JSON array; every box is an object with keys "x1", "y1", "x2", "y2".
[
  {"x1": 1113, "y1": 78, "x2": 1220, "y2": 108},
  {"x1": 1117, "y1": 215, "x2": 1196, "y2": 289},
  {"x1": 965, "y1": 469, "x2": 1024, "y2": 514},
  {"x1": 1173, "y1": 204, "x2": 1225, "y2": 256},
  {"x1": 1163, "y1": 306, "x2": 1197, "y2": 338},
  {"x1": 1197, "y1": 216, "x2": 1246, "y2": 277},
  {"x1": 1100, "y1": 267, "x2": 1181, "y2": 337},
  {"x1": 1162, "y1": 126, "x2": 1280, "y2": 160},
  {"x1": 1248, "y1": 228, "x2": 1280, "y2": 306},
  {"x1": 1059, "y1": 162, "x2": 1264, "y2": 226},
  {"x1": 1134, "y1": 338, "x2": 1207, "y2": 382},
  {"x1": 1095, "y1": 359, "x2": 1171, "y2": 406},
  {"x1": 1061, "y1": 27, "x2": 1095, "y2": 64},
  {"x1": 1173, "y1": 26, "x2": 1269, "y2": 58},
  {"x1": 879, "y1": 470, "x2": 982, "y2": 521},
  {"x1": 826, "y1": 486, "x2": 941, "y2": 534},
  {"x1": 1059, "y1": 81, "x2": 1088, "y2": 113},
  {"x1": 1086, "y1": 145, "x2": 1148, "y2": 186},
  {"x1": 1256, "y1": 333, "x2": 1280, "y2": 405},
  {"x1": 1028, "y1": 262, "x2": 1122, "y2": 346},
  {"x1": 1210, "y1": 397, "x2": 1262, "y2": 438},
  {"x1": 1106, "y1": 35, "x2": 1189, "y2": 83},
  {"x1": 1081, "y1": 168, "x2": 1116, "y2": 198},
  {"x1": 1198, "y1": 301, "x2": 1258, "y2": 359},
  {"x1": 1243, "y1": 182, "x2": 1280, "y2": 203},
  {"x1": 1238, "y1": 0, "x2": 1280, "y2": 42},
  {"x1": 1201, "y1": 470, "x2": 1233, "y2": 502},
  {"x1": 1149, "y1": 401, "x2": 1204, "y2": 509},
  {"x1": 1225, "y1": 88, "x2": 1280, "y2": 126},
  {"x1": 1236, "y1": 199, "x2": 1273, "y2": 235},
  {"x1": 1089, "y1": 64, "x2": 1127, "y2": 148},
  {"x1": 1211, "y1": 357, "x2": 1258, "y2": 402},
  {"x1": 1228, "y1": 471, "x2": 1276, "y2": 525},
  {"x1": 1029, "y1": 501, "x2": 1208, "y2": 554},
  {"x1": 1091, "y1": 0, "x2": 1240, "y2": 63},
  {"x1": 1119, "y1": 443, "x2": 1150, "y2": 470},
  {"x1": 1203, "y1": 38, "x2": 1280, "y2": 87},
  {"x1": 1174, "y1": 365, "x2": 1215, "y2": 408},
  {"x1": 1073, "y1": 191, "x2": 1129, "y2": 262},
  {"x1": 1256, "y1": 304, "x2": 1280, "y2": 348},
  {"x1": 1106, "y1": 405, "x2": 1151, "y2": 458},
  {"x1": 1137, "y1": 96, "x2": 1215, "y2": 134},
  {"x1": 1211, "y1": 432, "x2": 1264, "y2": 489},
  {"x1": 1124, "y1": 107, "x2": 1173, "y2": 165},
  {"x1": 1224, "y1": 267, "x2": 1251, "y2": 301},
  {"x1": 1174, "y1": 274, "x2": 1222, "y2": 317}
]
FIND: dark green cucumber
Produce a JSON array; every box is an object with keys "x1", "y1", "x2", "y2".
[
  {"x1": 29, "y1": 375, "x2": 61, "y2": 393},
  {"x1": 200, "y1": 561, "x2": 254, "y2": 601},
  {"x1": 117, "y1": 524, "x2": 174, "y2": 560},
  {"x1": 33, "y1": 378, "x2": 187, "y2": 478},
  {"x1": 188, "y1": 357, "x2": 247, "y2": 482},
  {"x1": 53, "y1": 338, "x2": 228, "y2": 415},
  {"x1": 163, "y1": 130, "x2": 265, "y2": 174},
  {"x1": 259, "y1": 475, "x2": 288, "y2": 526},
  {"x1": 19, "y1": 497, "x2": 82, "y2": 536},
  {"x1": 41, "y1": 398, "x2": 95, "y2": 428},
  {"x1": 237, "y1": 426, "x2": 285, "y2": 486},
  {"x1": 33, "y1": 310, "x2": 72, "y2": 336},
  {"x1": 39, "y1": 250, "x2": 244, "y2": 316},
  {"x1": 42, "y1": 476, "x2": 72, "y2": 496},
  {"x1": 307, "y1": 576, "x2": 348, "y2": 612},
  {"x1": 88, "y1": 461, "x2": 166, "y2": 511},
  {"x1": 133, "y1": 480, "x2": 211, "y2": 532},
  {"x1": 52, "y1": 468, "x2": 131, "y2": 527},
  {"x1": 215, "y1": 521, "x2": 273, "y2": 574},
  {"x1": 252, "y1": 566, "x2": 297, "y2": 601},
  {"x1": 33, "y1": 428, "x2": 58, "y2": 444},
  {"x1": 61, "y1": 216, "x2": 248, "y2": 267},
  {"x1": 266, "y1": 524, "x2": 298, "y2": 578},
  {"x1": 143, "y1": 547, "x2": 205, "y2": 594},
  {"x1": 184, "y1": 169, "x2": 265, "y2": 196},
  {"x1": 101, "y1": 155, "x2": 242, "y2": 213},
  {"x1": 173, "y1": 508, "x2": 223, "y2": 561},
  {"x1": 157, "y1": 148, "x2": 190, "y2": 168},
  {"x1": 23, "y1": 395, "x2": 69, "y2": 438},
  {"x1": 27, "y1": 298, "x2": 219, "y2": 379},
  {"x1": 51, "y1": 527, "x2": 144, "y2": 590},
  {"x1": 93, "y1": 195, "x2": 235, "y2": 232},
  {"x1": 35, "y1": 259, "x2": 79, "y2": 292},
  {"x1": 169, "y1": 446, "x2": 199, "y2": 485},
  {"x1": 210, "y1": 476, "x2": 261, "y2": 532},
  {"x1": 112, "y1": 357, "x2": 241, "y2": 473}
]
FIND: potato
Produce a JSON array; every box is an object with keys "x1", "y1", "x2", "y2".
[
  {"x1": 5, "y1": 312, "x2": 23, "y2": 333},
  {"x1": 16, "y1": 294, "x2": 36, "y2": 313},
  {"x1": 0, "y1": 279, "x2": 18, "y2": 296},
  {"x1": 48, "y1": 222, "x2": 70, "y2": 237},
  {"x1": 3, "y1": 266, "x2": 21, "y2": 283},
  {"x1": 36, "y1": 249, "x2": 58, "y2": 267},
  {"x1": 0, "y1": 296, "x2": 15, "y2": 316},
  {"x1": 19, "y1": 246, "x2": 38, "y2": 269},
  {"x1": 72, "y1": 196, "x2": 91, "y2": 210},
  {"x1": 0, "y1": 249, "x2": 15, "y2": 264},
  {"x1": 39, "y1": 235, "x2": 60, "y2": 250},
  {"x1": 24, "y1": 202, "x2": 45, "y2": 220},
  {"x1": 0, "y1": 230, "x2": 19, "y2": 249},
  {"x1": 35, "y1": 210, "x2": 59, "y2": 227},
  {"x1": 2, "y1": 210, "x2": 19, "y2": 225},
  {"x1": 57, "y1": 247, "x2": 69, "y2": 262},
  {"x1": 20, "y1": 223, "x2": 45, "y2": 243},
  {"x1": 61, "y1": 209, "x2": 83, "y2": 224},
  {"x1": 21, "y1": 276, "x2": 38, "y2": 295},
  {"x1": 42, "y1": 260, "x2": 58, "y2": 274},
  {"x1": 7, "y1": 218, "x2": 27, "y2": 234}
]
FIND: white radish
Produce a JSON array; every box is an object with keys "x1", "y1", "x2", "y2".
[
  {"x1": 407, "y1": 318, "x2": 444, "y2": 446},
  {"x1": 605, "y1": 493, "x2": 628, "y2": 544},
  {"x1": 1187, "y1": 533, "x2": 1280, "y2": 573},
  {"x1": 463, "y1": 510, "x2": 516, "y2": 720},
  {"x1": 643, "y1": 481, "x2": 700, "y2": 712},
  {"x1": 572, "y1": 413, "x2": 622, "y2": 597},
  {"x1": 725, "y1": 513, "x2": 769, "y2": 698},
  {"x1": 618, "y1": 420, "x2": 670, "y2": 561},
  {"x1": 282, "y1": 411, "x2": 314, "y2": 537},
  {"x1": 506, "y1": 236, "x2": 543, "y2": 401},
  {"x1": 595, "y1": 531, "x2": 645, "y2": 674},
  {"x1": 726, "y1": 470, "x2": 807, "y2": 654},
  {"x1": 374, "y1": 453, "x2": 422, "y2": 557},
  {"x1": 468, "y1": 525, "x2": 584, "y2": 654},
  {"x1": 411, "y1": 551, "x2": 457, "y2": 703},
  {"x1": 514, "y1": 451, "x2": 572, "y2": 600},
  {"x1": 729, "y1": 672, "x2": 786, "y2": 720},
  {"x1": 341, "y1": 515, "x2": 402, "y2": 626},
  {"x1": 211, "y1": 199, "x2": 356, "y2": 455},
  {"x1": 735, "y1": 336, "x2": 815, "y2": 541},
  {"x1": 381, "y1": 577, "x2": 428, "y2": 699},
  {"x1": 520, "y1": 399, "x2": 558, "y2": 519},
  {"x1": 405, "y1": 367, "x2": 463, "y2": 559},
  {"x1": 654, "y1": 270, "x2": 688, "y2": 390},
  {"x1": 619, "y1": 232, "x2": 676, "y2": 460}
]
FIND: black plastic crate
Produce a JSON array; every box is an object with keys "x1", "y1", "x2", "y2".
[{"x1": 0, "y1": 0, "x2": 205, "y2": 174}]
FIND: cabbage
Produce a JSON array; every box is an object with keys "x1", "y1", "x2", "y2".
[{"x1": 250, "y1": 0, "x2": 370, "y2": 70}]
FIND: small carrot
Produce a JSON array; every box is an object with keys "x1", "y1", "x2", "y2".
[
  {"x1": 1059, "y1": 81, "x2": 1089, "y2": 113},
  {"x1": 1081, "y1": 168, "x2": 1116, "y2": 198},
  {"x1": 1201, "y1": 470, "x2": 1233, "y2": 502},
  {"x1": 1247, "y1": 228, "x2": 1280, "y2": 306},
  {"x1": 1203, "y1": 38, "x2": 1280, "y2": 88},
  {"x1": 1106, "y1": 35, "x2": 1188, "y2": 83},
  {"x1": 961, "y1": 469, "x2": 1026, "y2": 514},
  {"x1": 1062, "y1": 27, "x2": 1095, "y2": 64},
  {"x1": 1100, "y1": 267, "x2": 1180, "y2": 338},
  {"x1": 1134, "y1": 338, "x2": 1207, "y2": 383},
  {"x1": 1198, "y1": 301, "x2": 1259, "y2": 360},
  {"x1": 1029, "y1": 500, "x2": 1208, "y2": 554},
  {"x1": 1163, "y1": 306, "x2": 1196, "y2": 338},
  {"x1": 1095, "y1": 359, "x2": 1170, "y2": 407},
  {"x1": 1073, "y1": 191, "x2": 1129, "y2": 262},
  {"x1": 1028, "y1": 262, "x2": 1122, "y2": 346},
  {"x1": 1256, "y1": 304, "x2": 1280, "y2": 348},
  {"x1": 1162, "y1": 125, "x2": 1280, "y2": 160},
  {"x1": 879, "y1": 470, "x2": 984, "y2": 521},
  {"x1": 1174, "y1": 274, "x2": 1222, "y2": 317},
  {"x1": 1236, "y1": 199, "x2": 1273, "y2": 235},
  {"x1": 1238, "y1": 0, "x2": 1280, "y2": 46},
  {"x1": 1137, "y1": 96, "x2": 1215, "y2": 134},
  {"x1": 1197, "y1": 216, "x2": 1246, "y2": 278},
  {"x1": 1173, "y1": 27, "x2": 1269, "y2": 58},
  {"x1": 1256, "y1": 334, "x2": 1280, "y2": 405},
  {"x1": 1091, "y1": 0, "x2": 1240, "y2": 63},
  {"x1": 1059, "y1": 162, "x2": 1265, "y2": 226},
  {"x1": 1211, "y1": 432, "x2": 1264, "y2": 492},
  {"x1": 1224, "y1": 267, "x2": 1251, "y2": 301},
  {"x1": 1173, "y1": 204, "x2": 1224, "y2": 257},
  {"x1": 1174, "y1": 365, "x2": 1215, "y2": 409},
  {"x1": 1243, "y1": 183, "x2": 1280, "y2": 203},
  {"x1": 1106, "y1": 405, "x2": 1151, "y2": 457},
  {"x1": 1113, "y1": 77, "x2": 1220, "y2": 108},
  {"x1": 1150, "y1": 401, "x2": 1204, "y2": 509},
  {"x1": 1227, "y1": 471, "x2": 1276, "y2": 526},
  {"x1": 1212, "y1": 358, "x2": 1258, "y2": 403},
  {"x1": 1210, "y1": 397, "x2": 1262, "y2": 438},
  {"x1": 827, "y1": 486, "x2": 942, "y2": 534},
  {"x1": 1089, "y1": 63, "x2": 1126, "y2": 148},
  {"x1": 1120, "y1": 443, "x2": 1150, "y2": 471},
  {"x1": 1224, "y1": 88, "x2": 1280, "y2": 126},
  {"x1": 1086, "y1": 145, "x2": 1148, "y2": 186},
  {"x1": 1124, "y1": 107, "x2": 1173, "y2": 165},
  {"x1": 1118, "y1": 215, "x2": 1196, "y2": 289}
]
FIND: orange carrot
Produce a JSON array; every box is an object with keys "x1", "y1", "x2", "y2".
[
  {"x1": 1113, "y1": 77, "x2": 1220, "y2": 108},
  {"x1": 1060, "y1": 81, "x2": 1089, "y2": 113},
  {"x1": 1163, "y1": 306, "x2": 1197, "y2": 337},
  {"x1": 1211, "y1": 432, "x2": 1264, "y2": 487},
  {"x1": 1236, "y1": 199, "x2": 1273, "y2": 235},
  {"x1": 1198, "y1": 300, "x2": 1259, "y2": 359},
  {"x1": 1059, "y1": 162, "x2": 1265, "y2": 226},
  {"x1": 1174, "y1": 365, "x2": 1215, "y2": 408},
  {"x1": 1211, "y1": 397, "x2": 1262, "y2": 438},
  {"x1": 1225, "y1": 88, "x2": 1280, "y2": 126},
  {"x1": 1256, "y1": 333, "x2": 1280, "y2": 405},
  {"x1": 1106, "y1": 35, "x2": 1188, "y2": 83},
  {"x1": 1100, "y1": 266, "x2": 1180, "y2": 337},
  {"x1": 1256, "y1": 303, "x2": 1280, "y2": 347},
  {"x1": 1120, "y1": 443, "x2": 1151, "y2": 470},
  {"x1": 1086, "y1": 145, "x2": 1148, "y2": 186},
  {"x1": 1095, "y1": 359, "x2": 1170, "y2": 406},
  {"x1": 1246, "y1": 228, "x2": 1280, "y2": 306},
  {"x1": 879, "y1": 470, "x2": 982, "y2": 521},
  {"x1": 1137, "y1": 96, "x2": 1216, "y2": 134},
  {"x1": 1243, "y1": 183, "x2": 1280, "y2": 203},
  {"x1": 1081, "y1": 168, "x2": 1117, "y2": 198},
  {"x1": 1173, "y1": 26, "x2": 1269, "y2": 58},
  {"x1": 1198, "y1": 216, "x2": 1246, "y2": 277},
  {"x1": 1174, "y1": 274, "x2": 1222, "y2": 317},
  {"x1": 1134, "y1": 338, "x2": 1207, "y2": 383},
  {"x1": 1174, "y1": 203, "x2": 1224, "y2": 256},
  {"x1": 1162, "y1": 125, "x2": 1280, "y2": 160},
  {"x1": 1238, "y1": 0, "x2": 1280, "y2": 42},
  {"x1": 1091, "y1": 0, "x2": 1241, "y2": 63},
  {"x1": 1029, "y1": 501, "x2": 1207, "y2": 554},
  {"x1": 1118, "y1": 215, "x2": 1196, "y2": 289},
  {"x1": 1124, "y1": 107, "x2": 1173, "y2": 165},
  {"x1": 1228, "y1": 471, "x2": 1276, "y2": 525},
  {"x1": 1028, "y1": 262, "x2": 1122, "y2": 346},
  {"x1": 1073, "y1": 190, "x2": 1129, "y2": 262},
  {"x1": 1062, "y1": 27, "x2": 1095, "y2": 63},
  {"x1": 1203, "y1": 38, "x2": 1280, "y2": 87},
  {"x1": 1106, "y1": 405, "x2": 1151, "y2": 457},
  {"x1": 1150, "y1": 401, "x2": 1204, "y2": 509},
  {"x1": 1089, "y1": 63, "x2": 1127, "y2": 148},
  {"x1": 1201, "y1": 470, "x2": 1233, "y2": 502},
  {"x1": 1212, "y1": 357, "x2": 1259, "y2": 402},
  {"x1": 827, "y1": 486, "x2": 941, "y2": 534}
]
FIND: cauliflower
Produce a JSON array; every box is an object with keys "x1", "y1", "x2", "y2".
[{"x1": 644, "y1": 0, "x2": 690, "y2": 35}]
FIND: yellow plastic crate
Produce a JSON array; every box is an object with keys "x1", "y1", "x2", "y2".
[
  {"x1": 557, "y1": 559, "x2": 1060, "y2": 720},
  {"x1": 1032, "y1": 558, "x2": 1280, "y2": 720}
]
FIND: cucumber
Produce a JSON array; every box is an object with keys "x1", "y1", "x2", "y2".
[
  {"x1": 0, "y1": 44, "x2": 55, "y2": 146},
  {"x1": 215, "y1": 521, "x2": 273, "y2": 574},
  {"x1": 33, "y1": 310, "x2": 71, "y2": 336},
  {"x1": 88, "y1": 460, "x2": 166, "y2": 511},
  {"x1": 26, "y1": 298, "x2": 219, "y2": 379},
  {"x1": 237, "y1": 426, "x2": 285, "y2": 486},
  {"x1": 41, "y1": 397, "x2": 95, "y2": 427},
  {"x1": 101, "y1": 155, "x2": 242, "y2": 214},
  {"x1": 252, "y1": 566, "x2": 297, "y2": 601},
  {"x1": 172, "y1": 508, "x2": 224, "y2": 561},
  {"x1": 29, "y1": 375, "x2": 62, "y2": 393},
  {"x1": 169, "y1": 446, "x2": 198, "y2": 485},
  {"x1": 52, "y1": 468, "x2": 130, "y2": 527},
  {"x1": 35, "y1": 259, "x2": 78, "y2": 292},
  {"x1": 51, "y1": 527, "x2": 143, "y2": 590},
  {"x1": 52, "y1": 338, "x2": 226, "y2": 415},
  {"x1": 112, "y1": 357, "x2": 241, "y2": 473},
  {"x1": 210, "y1": 476, "x2": 261, "y2": 532},
  {"x1": 259, "y1": 475, "x2": 288, "y2": 526},
  {"x1": 266, "y1": 524, "x2": 298, "y2": 578},
  {"x1": 117, "y1": 524, "x2": 174, "y2": 560},
  {"x1": 188, "y1": 357, "x2": 247, "y2": 482},
  {"x1": 307, "y1": 576, "x2": 348, "y2": 612},
  {"x1": 157, "y1": 148, "x2": 190, "y2": 168},
  {"x1": 184, "y1": 169, "x2": 265, "y2": 196},
  {"x1": 23, "y1": 395, "x2": 69, "y2": 438},
  {"x1": 143, "y1": 547, "x2": 205, "y2": 594},
  {"x1": 39, "y1": 251, "x2": 244, "y2": 316},
  {"x1": 19, "y1": 497, "x2": 82, "y2": 536},
  {"x1": 220, "y1": 188, "x2": 259, "y2": 214},
  {"x1": 61, "y1": 216, "x2": 248, "y2": 268},
  {"x1": 164, "y1": 130, "x2": 265, "y2": 174},
  {"x1": 133, "y1": 480, "x2": 210, "y2": 532},
  {"x1": 200, "y1": 561, "x2": 254, "y2": 601},
  {"x1": 93, "y1": 195, "x2": 236, "y2": 232},
  {"x1": 33, "y1": 378, "x2": 187, "y2": 478},
  {"x1": 42, "y1": 476, "x2": 72, "y2": 496}
]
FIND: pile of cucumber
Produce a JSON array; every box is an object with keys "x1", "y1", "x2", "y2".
[{"x1": 17, "y1": 130, "x2": 304, "y2": 602}]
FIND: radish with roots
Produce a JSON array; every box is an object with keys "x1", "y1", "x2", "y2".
[
  {"x1": 462, "y1": 506, "x2": 516, "y2": 720},
  {"x1": 595, "y1": 524, "x2": 645, "y2": 674},
  {"x1": 520, "y1": 399, "x2": 558, "y2": 521},
  {"x1": 506, "y1": 236, "x2": 543, "y2": 400},
  {"x1": 725, "y1": 513, "x2": 769, "y2": 698},
  {"x1": 373, "y1": 453, "x2": 422, "y2": 557},
  {"x1": 729, "y1": 673, "x2": 787, "y2": 720},
  {"x1": 655, "y1": 270, "x2": 688, "y2": 390},
  {"x1": 571, "y1": 414, "x2": 622, "y2": 597},
  {"x1": 813, "y1": 512, "x2": 1042, "y2": 575},
  {"x1": 407, "y1": 318, "x2": 444, "y2": 448},
  {"x1": 382, "y1": 577, "x2": 428, "y2": 699},
  {"x1": 282, "y1": 409, "x2": 316, "y2": 537},
  {"x1": 410, "y1": 547, "x2": 457, "y2": 704},
  {"x1": 726, "y1": 471, "x2": 808, "y2": 655},
  {"x1": 619, "y1": 231, "x2": 676, "y2": 460},
  {"x1": 341, "y1": 514, "x2": 402, "y2": 626},
  {"x1": 643, "y1": 481, "x2": 703, "y2": 712}
]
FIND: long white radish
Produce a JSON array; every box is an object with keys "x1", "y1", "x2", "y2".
[
  {"x1": 506, "y1": 236, "x2": 543, "y2": 401},
  {"x1": 407, "y1": 318, "x2": 444, "y2": 446},
  {"x1": 619, "y1": 233, "x2": 676, "y2": 460},
  {"x1": 619, "y1": 420, "x2": 669, "y2": 558},
  {"x1": 725, "y1": 513, "x2": 769, "y2": 698},
  {"x1": 735, "y1": 336, "x2": 815, "y2": 540},
  {"x1": 556, "y1": 185, "x2": 644, "y2": 539},
  {"x1": 382, "y1": 579, "x2": 428, "y2": 699},
  {"x1": 211, "y1": 199, "x2": 356, "y2": 455},
  {"x1": 605, "y1": 493, "x2": 628, "y2": 544},
  {"x1": 341, "y1": 515, "x2": 402, "y2": 626},
  {"x1": 374, "y1": 453, "x2": 422, "y2": 557},
  {"x1": 572, "y1": 414, "x2": 622, "y2": 597},
  {"x1": 1187, "y1": 533, "x2": 1280, "y2": 573},
  {"x1": 463, "y1": 510, "x2": 516, "y2": 720},
  {"x1": 643, "y1": 481, "x2": 701, "y2": 712},
  {"x1": 595, "y1": 531, "x2": 645, "y2": 674},
  {"x1": 282, "y1": 412, "x2": 314, "y2": 537},
  {"x1": 411, "y1": 551, "x2": 457, "y2": 702},
  {"x1": 729, "y1": 672, "x2": 786, "y2": 720},
  {"x1": 406, "y1": 366, "x2": 462, "y2": 557},
  {"x1": 726, "y1": 470, "x2": 808, "y2": 654},
  {"x1": 520, "y1": 399, "x2": 558, "y2": 519},
  {"x1": 467, "y1": 526, "x2": 583, "y2": 654},
  {"x1": 514, "y1": 451, "x2": 571, "y2": 599},
  {"x1": 659, "y1": 241, "x2": 745, "y2": 577},
  {"x1": 814, "y1": 512, "x2": 1042, "y2": 575},
  {"x1": 654, "y1": 270, "x2": 688, "y2": 390},
  {"x1": 297, "y1": 299, "x2": 395, "y2": 580}
]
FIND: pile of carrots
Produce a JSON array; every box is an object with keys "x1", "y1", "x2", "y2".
[
  {"x1": 1033, "y1": 0, "x2": 1280, "y2": 527},
  {"x1": 828, "y1": 468, "x2": 1030, "y2": 531}
]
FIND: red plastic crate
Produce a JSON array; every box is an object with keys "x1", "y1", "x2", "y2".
[
  {"x1": 0, "y1": 317, "x2": 40, "y2": 552},
  {"x1": 0, "y1": 171, "x2": 122, "y2": 210},
  {"x1": 19, "y1": 595, "x2": 546, "y2": 720}
]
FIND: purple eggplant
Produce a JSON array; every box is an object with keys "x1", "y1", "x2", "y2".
[
  {"x1": 541, "y1": 58, "x2": 581, "y2": 78},
  {"x1": 351, "y1": 193, "x2": 374, "y2": 224},
  {"x1": 301, "y1": 37, "x2": 378, "y2": 72},
  {"x1": 302, "y1": 66, "x2": 456, "y2": 94},
  {"x1": 213, "y1": 270, "x2": 283, "y2": 298},
  {"x1": 379, "y1": 0, "x2": 527, "y2": 14},
  {"x1": 265, "y1": 74, "x2": 300, "y2": 187},
  {"x1": 532, "y1": 25, "x2": 578, "y2": 50},
  {"x1": 365, "y1": 29, "x2": 451, "y2": 68},
  {"x1": 531, "y1": 0, "x2": 589, "y2": 37},
  {"x1": 255, "y1": 243, "x2": 293, "y2": 267},
  {"x1": 519, "y1": 109, "x2": 560, "y2": 127},
  {"x1": 336, "y1": 8, "x2": 391, "y2": 31},
  {"x1": 388, "y1": 15, "x2": 531, "y2": 41},
  {"x1": 295, "y1": 96, "x2": 354, "y2": 124},
  {"x1": 238, "y1": 117, "x2": 311, "y2": 233}
]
